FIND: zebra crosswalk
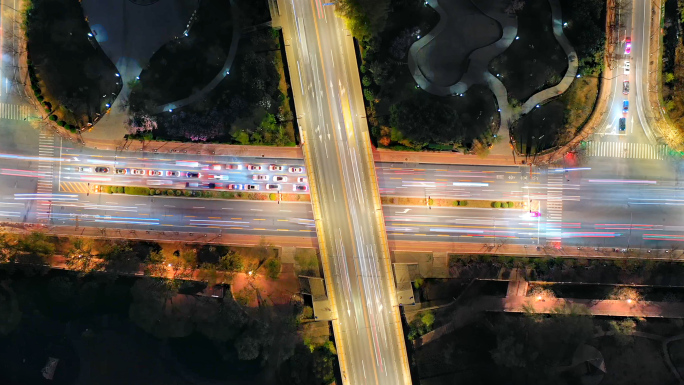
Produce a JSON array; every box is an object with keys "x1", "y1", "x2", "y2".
[
  {"x1": 36, "y1": 130, "x2": 55, "y2": 222},
  {"x1": 0, "y1": 102, "x2": 35, "y2": 121},
  {"x1": 545, "y1": 172, "x2": 564, "y2": 242},
  {"x1": 584, "y1": 141, "x2": 669, "y2": 160}
]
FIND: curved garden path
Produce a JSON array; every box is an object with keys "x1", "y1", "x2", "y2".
[
  {"x1": 153, "y1": 0, "x2": 242, "y2": 114},
  {"x1": 407, "y1": 0, "x2": 517, "y2": 145},
  {"x1": 409, "y1": 0, "x2": 578, "y2": 149},
  {"x1": 519, "y1": 0, "x2": 578, "y2": 114}
]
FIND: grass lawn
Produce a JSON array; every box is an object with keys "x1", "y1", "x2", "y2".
[
  {"x1": 512, "y1": 74, "x2": 599, "y2": 154},
  {"x1": 294, "y1": 248, "x2": 320, "y2": 277},
  {"x1": 26, "y1": 0, "x2": 121, "y2": 127},
  {"x1": 488, "y1": 0, "x2": 568, "y2": 103},
  {"x1": 130, "y1": 0, "x2": 234, "y2": 107}
]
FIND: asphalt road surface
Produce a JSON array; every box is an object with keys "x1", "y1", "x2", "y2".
[{"x1": 280, "y1": 0, "x2": 411, "y2": 382}]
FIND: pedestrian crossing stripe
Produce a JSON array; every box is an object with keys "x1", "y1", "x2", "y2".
[
  {"x1": 584, "y1": 141, "x2": 670, "y2": 160},
  {"x1": 545, "y1": 173, "x2": 563, "y2": 242},
  {"x1": 36, "y1": 131, "x2": 55, "y2": 222},
  {"x1": 0, "y1": 103, "x2": 36, "y2": 121},
  {"x1": 59, "y1": 182, "x2": 90, "y2": 194}
]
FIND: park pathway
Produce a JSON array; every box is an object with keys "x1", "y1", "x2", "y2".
[
  {"x1": 152, "y1": 0, "x2": 242, "y2": 114},
  {"x1": 519, "y1": 0, "x2": 578, "y2": 114},
  {"x1": 409, "y1": 0, "x2": 578, "y2": 154},
  {"x1": 80, "y1": 0, "x2": 197, "y2": 142}
]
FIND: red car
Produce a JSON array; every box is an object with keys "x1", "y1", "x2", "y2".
[{"x1": 625, "y1": 37, "x2": 631, "y2": 54}]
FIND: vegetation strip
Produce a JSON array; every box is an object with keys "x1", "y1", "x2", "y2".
[
  {"x1": 98, "y1": 185, "x2": 311, "y2": 202},
  {"x1": 381, "y1": 196, "x2": 524, "y2": 209}
]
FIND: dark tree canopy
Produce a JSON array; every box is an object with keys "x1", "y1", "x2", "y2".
[{"x1": 390, "y1": 92, "x2": 464, "y2": 146}]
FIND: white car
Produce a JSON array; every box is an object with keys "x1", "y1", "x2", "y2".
[
  {"x1": 209, "y1": 174, "x2": 230, "y2": 180},
  {"x1": 246, "y1": 165, "x2": 262, "y2": 171},
  {"x1": 245, "y1": 184, "x2": 259, "y2": 190},
  {"x1": 297, "y1": 177, "x2": 307, "y2": 183},
  {"x1": 266, "y1": 184, "x2": 281, "y2": 190},
  {"x1": 269, "y1": 165, "x2": 285, "y2": 171},
  {"x1": 253, "y1": 175, "x2": 269, "y2": 181},
  {"x1": 624, "y1": 60, "x2": 630, "y2": 75},
  {"x1": 273, "y1": 175, "x2": 288, "y2": 182},
  {"x1": 131, "y1": 169, "x2": 145, "y2": 176},
  {"x1": 289, "y1": 166, "x2": 304, "y2": 173},
  {"x1": 78, "y1": 167, "x2": 93, "y2": 173},
  {"x1": 148, "y1": 170, "x2": 163, "y2": 177}
]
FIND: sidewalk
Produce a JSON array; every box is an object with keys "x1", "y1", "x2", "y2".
[
  {"x1": 80, "y1": 136, "x2": 305, "y2": 159},
  {"x1": 500, "y1": 295, "x2": 684, "y2": 318},
  {"x1": 389, "y1": 239, "x2": 684, "y2": 260},
  {"x1": 77, "y1": 135, "x2": 522, "y2": 165},
  {"x1": 6, "y1": 223, "x2": 681, "y2": 261},
  {"x1": 2, "y1": 224, "x2": 318, "y2": 249},
  {"x1": 373, "y1": 147, "x2": 518, "y2": 166}
]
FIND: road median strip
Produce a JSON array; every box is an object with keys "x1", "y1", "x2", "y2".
[
  {"x1": 380, "y1": 196, "x2": 525, "y2": 209},
  {"x1": 96, "y1": 185, "x2": 311, "y2": 203}
]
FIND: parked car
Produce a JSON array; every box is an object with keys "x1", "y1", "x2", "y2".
[
  {"x1": 94, "y1": 167, "x2": 110, "y2": 173},
  {"x1": 148, "y1": 170, "x2": 163, "y2": 176},
  {"x1": 166, "y1": 170, "x2": 180, "y2": 177},
  {"x1": 186, "y1": 172, "x2": 201, "y2": 178},
  {"x1": 115, "y1": 168, "x2": 127, "y2": 175},
  {"x1": 622, "y1": 81, "x2": 629, "y2": 95},
  {"x1": 288, "y1": 166, "x2": 304, "y2": 173},
  {"x1": 227, "y1": 184, "x2": 244, "y2": 190},
  {"x1": 266, "y1": 184, "x2": 281, "y2": 190},
  {"x1": 269, "y1": 165, "x2": 285, "y2": 171},
  {"x1": 273, "y1": 175, "x2": 288, "y2": 182},
  {"x1": 625, "y1": 36, "x2": 631, "y2": 54},
  {"x1": 293, "y1": 185, "x2": 308, "y2": 192},
  {"x1": 624, "y1": 60, "x2": 630, "y2": 75},
  {"x1": 297, "y1": 177, "x2": 307, "y2": 183},
  {"x1": 253, "y1": 175, "x2": 269, "y2": 181},
  {"x1": 246, "y1": 165, "x2": 262, "y2": 171},
  {"x1": 131, "y1": 169, "x2": 145, "y2": 176},
  {"x1": 245, "y1": 184, "x2": 259, "y2": 190},
  {"x1": 78, "y1": 167, "x2": 93, "y2": 173}
]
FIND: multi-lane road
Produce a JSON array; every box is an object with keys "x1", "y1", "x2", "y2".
[
  {"x1": 280, "y1": 0, "x2": 412, "y2": 382},
  {"x1": 0, "y1": 0, "x2": 681, "y2": 383},
  {"x1": 1, "y1": 132, "x2": 684, "y2": 249}
]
